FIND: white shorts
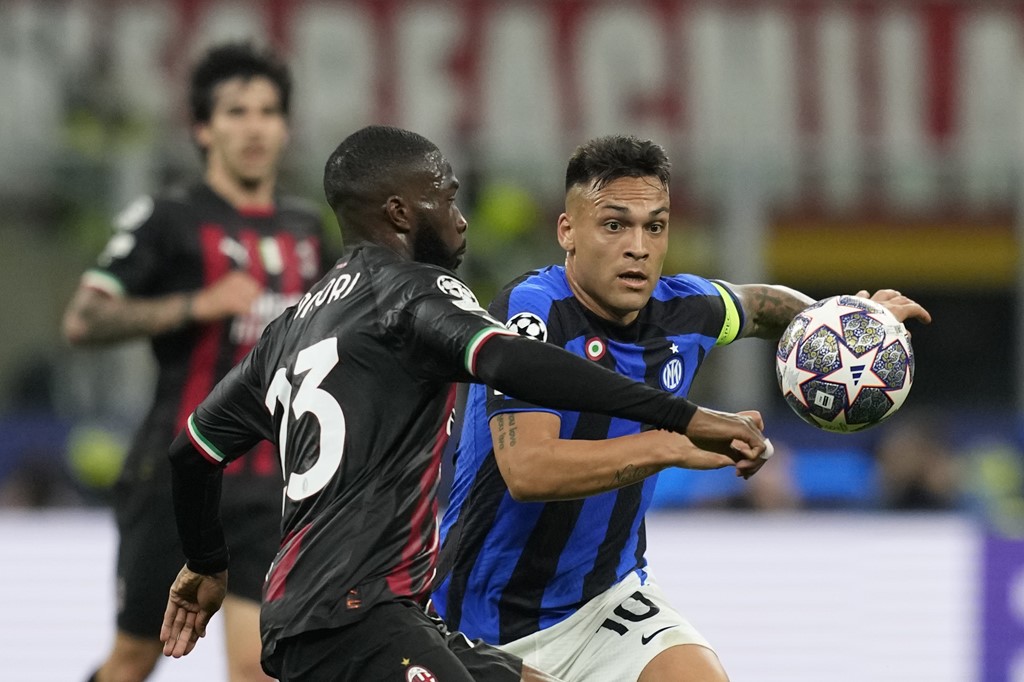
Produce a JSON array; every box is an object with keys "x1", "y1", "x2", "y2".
[{"x1": 500, "y1": 571, "x2": 713, "y2": 682}]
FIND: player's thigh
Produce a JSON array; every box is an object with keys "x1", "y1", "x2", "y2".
[
  {"x1": 572, "y1": 573, "x2": 715, "y2": 681},
  {"x1": 638, "y1": 644, "x2": 728, "y2": 682},
  {"x1": 112, "y1": 469, "x2": 184, "y2": 639},
  {"x1": 271, "y1": 601, "x2": 477, "y2": 682},
  {"x1": 221, "y1": 594, "x2": 273, "y2": 682},
  {"x1": 221, "y1": 488, "x2": 281, "y2": 603}
]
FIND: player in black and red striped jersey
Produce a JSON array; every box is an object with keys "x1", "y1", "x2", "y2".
[
  {"x1": 63, "y1": 43, "x2": 329, "y2": 682},
  {"x1": 157, "y1": 125, "x2": 771, "y2": 681}
]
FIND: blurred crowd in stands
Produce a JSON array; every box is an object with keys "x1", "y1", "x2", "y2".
[{"x1": 4, "y1": 343, "x2": 1023, "y2": 529}]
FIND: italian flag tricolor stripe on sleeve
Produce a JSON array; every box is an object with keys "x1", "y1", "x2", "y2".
[
  {"x1": 187, "y1": 413, "x2": 228, "y2": 465},
  {"x1": 81, "y1": 269, "x2": 126, "y2": 297},
  {"x1": 465, "y1": 327, "x2": 518, "y2": 376}
]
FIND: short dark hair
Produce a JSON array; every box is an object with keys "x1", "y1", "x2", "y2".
[
  {"x1": 189, "y1": 41, "x2": 291, "y2": 125},
  {"x1": 323, "y1": 125, "x2": 439, "y2": 214},
  {"x1": 565, "y1": 135, "x2": 671, "y2": 193}
]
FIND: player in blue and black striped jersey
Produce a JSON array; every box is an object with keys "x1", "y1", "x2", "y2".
[
  {"x1": 432, "y1": 135, "x2": 932, "y2": 681},
  {"x1": 157, "y1": 126, "x2": 772, "y2": 682}
]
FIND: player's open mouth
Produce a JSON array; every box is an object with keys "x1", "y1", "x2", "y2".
[{"x1": 618, "y1": 271, "x2": 647, "y2": 287}]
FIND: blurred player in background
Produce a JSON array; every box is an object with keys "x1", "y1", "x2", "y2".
[
  {"x1": 157, "y1": 125, "x2": 772, "y2": 681},
  {"x1": 63, "y1": 42, "x2": 329, "y2": 682},
  {"x1": 431, "y1": 135, "x2": 932, "y2": 682}
]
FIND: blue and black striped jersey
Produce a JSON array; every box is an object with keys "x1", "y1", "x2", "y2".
[{"x1": 432, "y1": 265, "x2": 744, "y2": 644}]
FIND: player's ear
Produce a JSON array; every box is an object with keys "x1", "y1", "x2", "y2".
[
  {"x1": 384, "y1": 195, "x2": 413, "y2": 235},
  {"x1": 193, "y1": 123, "x2": 212, "y2": 154},
  {"x1": 556, "y1": 213, "x2": 574, "y2": 253}
]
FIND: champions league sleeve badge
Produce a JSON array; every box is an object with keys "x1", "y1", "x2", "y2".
[{"x1": 506, "y1": 312, "x2": 547, "y2": 342}]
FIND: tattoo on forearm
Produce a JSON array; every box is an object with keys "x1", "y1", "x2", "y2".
[
  {"x1": 72, "y1": 291, "x2": 189, "y2": 343},
  {"x1": 508, "y1": 414, "x2": 517, "y2": 447},
  {"x1": 749, "y1": 286, "x2": 811, "y2": 338},
  {"x1": 613, "y1": 464, "x2": 651, "y2": 487}
]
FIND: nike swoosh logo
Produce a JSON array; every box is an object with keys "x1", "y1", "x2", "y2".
[{"x1": 641, "y1": 625, "x2": 679, "y2": 645}]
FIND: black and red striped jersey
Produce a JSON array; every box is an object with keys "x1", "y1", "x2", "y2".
[
  {"x1": 83, "y1": 183, "x2": 328, "y2": 487},
  {"x1": 183, "y1": 244, "x2": 514, "y2": 659}
]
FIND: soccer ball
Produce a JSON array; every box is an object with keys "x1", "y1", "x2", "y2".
[{"x1": 776, "y1": 295, "x2": 914, "y2": 433}]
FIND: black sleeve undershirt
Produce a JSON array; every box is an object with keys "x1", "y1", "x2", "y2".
[
  {"x1": 168, "y1": 430, "x2": 230, "y2": 575},
  {"x1": 473, "y1": 333, "x2": 698, "y2": 433}
]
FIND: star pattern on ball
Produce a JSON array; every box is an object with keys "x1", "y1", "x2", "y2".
[
  {"x1": 820, "y1": 339, "x2": 887, "y2": 405},
  {"x1": 779, "y1": 344, "x2": 818, "y2": 407},
  {"x1": 803, "y1": 299, "x2": 868, "y2": 339}
]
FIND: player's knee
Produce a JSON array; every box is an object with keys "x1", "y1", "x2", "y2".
[
  {"x1": 227, "y1": 658, "x2": 274, "y2": 682},
  {"x1": 639, "y1": 643, "x2": 729, "y2": 682},
  {"x1": 96, "y1": 654, "x2": 159, "y2": 682}
]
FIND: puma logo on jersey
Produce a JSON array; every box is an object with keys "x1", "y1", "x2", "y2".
[{"x1": 219, "y1": 236, "x2": 250, "y2": 267}]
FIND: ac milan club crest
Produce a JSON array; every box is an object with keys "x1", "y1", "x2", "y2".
[{"x1": 406, "y1": 664, "x2": 438, "y2": 682}]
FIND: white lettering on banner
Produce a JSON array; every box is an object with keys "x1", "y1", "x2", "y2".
[
  {"x1": 194, "y1": 1, "x2": 268, "y2": 49},
  {"x1": 481, "y1": 6, "x2": 562, "y2": 183},
  {"x1": 819, "y1": 9, "x2": 862, "y2": 210},
  {"x1": 577, "y1": 5, "x2": 673, "y2": 142},
  {"x1": 960, "y1": 13, "x2": 1022, "y2": 210},
  {"x1": 291, "y1": 3, "x2": 376, "y2": 171},
  {"x1": 394, "y1": 4, "x2": 464, "y2": 160},
  {"x1": 111, "y1": 4, "x2": 176, "y2": 122},
  {"x1": 2, "y1": 1, "x2": 1023, "y2": 211}
]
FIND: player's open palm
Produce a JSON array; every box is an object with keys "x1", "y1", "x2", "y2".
[
  {"x1": 858, "y1": 288, "x2": 932, "y2": 325},
  {"x1": 160, "y1": 565, "x2": 227, "y2": 658}
]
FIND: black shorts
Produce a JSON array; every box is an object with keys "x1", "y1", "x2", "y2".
[
  {"x1": 264, "y1": 600, "x2": 523, "y2": 682},
  {"x1": 113, "y1": 447, "x2": 281, "y2": 638}
]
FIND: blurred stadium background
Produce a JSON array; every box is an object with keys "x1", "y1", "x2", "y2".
[{"x1": 1, "y1": 0, "x2": 1022, "y2": 679}]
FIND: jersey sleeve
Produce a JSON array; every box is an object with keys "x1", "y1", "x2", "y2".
[
  {"x1": 185, "y1": 331, "x2": 276, "y2": 465},
  {"x1": 378, "y1": 265, "x2": 516, "y2": 382},
  {"x1": 80, "y1": 195, "x2": 170, "y2": 298},
  {"x1": 484, "y1": 282, "x2": 562, "y2": 420}
]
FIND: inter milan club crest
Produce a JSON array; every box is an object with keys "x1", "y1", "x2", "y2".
[
  {"x1": 405, "y1": 664, "x2": 438, "y2": 682},
  {"x1": 660, "y1": 356, "x2": 684, "y2": 391},
  {"x1": 585, "y1": 337, "x2": 606, "y2": 361}
]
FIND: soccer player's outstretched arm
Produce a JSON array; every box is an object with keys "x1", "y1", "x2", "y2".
[
  {"x1": 724, "y1": 282, "x2": 931, "y2": 341},
  {"x1": 472, "y1": 332, "x2": 769, "y2": 462},
  {"x1": 488, "y1": 409, "x2": 766, "y2": 502}
]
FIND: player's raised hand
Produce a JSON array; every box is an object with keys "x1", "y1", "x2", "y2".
[
  {"x1": 191, "y1": 270, "x2": 263, "y2": 322},
  {"x1": 856, "y1": 289, "x2": 932, "y2": 325},
  {"x1": 683, "y1": 407, "x2": 771, "y2": 467},
  {"x1": 160, "y1": 565, "x2": 227, "y2": 658}
]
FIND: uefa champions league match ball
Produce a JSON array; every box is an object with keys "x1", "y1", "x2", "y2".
[{"x1": 775, "y1": 295, "x2": 914, "y2": 433}]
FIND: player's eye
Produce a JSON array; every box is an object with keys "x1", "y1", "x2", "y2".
[
  {"x1": 647, "y1": 223, "x2": 665, "y2": 234},
  {"x1": 605, "y1": 221, "x2": 623, "y2": 231}
]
